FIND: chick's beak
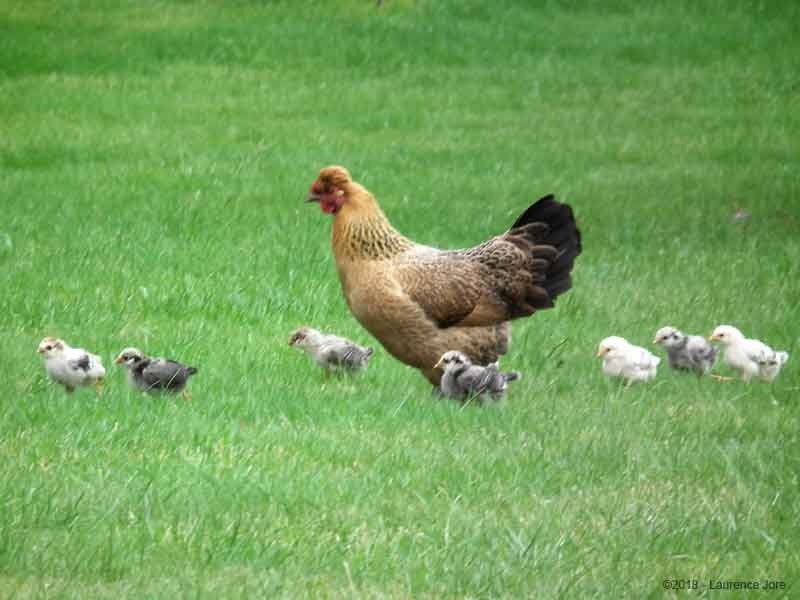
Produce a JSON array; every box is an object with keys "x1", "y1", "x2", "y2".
[
  {"x1": 708, "y1": 334, "x2": 718, "y2": 342},
  {"x1": 37, "y1": 347, "x2": 45, "y2": 354},
  {"x1": 652, "y1": 337, "x2": 660, "y2": 345},
  {"x1": 306, "y1": 192, "x2": 321, "y2": 203},
  {"x1": 114, "y1": 356, "x2": 125, "y2": 364},
  {"x1": 596, "y1": 348, "x2": 607, "y2": 358},
  {"x1": 433, "y1": 358, "x2": 443, "y2": 370}
]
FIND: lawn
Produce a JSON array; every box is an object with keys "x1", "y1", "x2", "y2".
[{"x1": 1, "y1": 0, "x2": 799, "y2": 597}]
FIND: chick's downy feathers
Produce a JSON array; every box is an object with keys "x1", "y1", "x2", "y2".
[
  {"x1": 289, "y1": 327, "x2": 374, "y2": 374},
  {"x1": 597, "y1": 336, "x2": 660, "y2": 385},
  {"x1": 37, "y1": 337, "x2": 106, "y2": 393},
  {"x1": 653, "y1": 326, "x2": 718, "y2": 375}
]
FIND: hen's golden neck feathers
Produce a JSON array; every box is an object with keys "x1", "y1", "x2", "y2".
[{"x1": 332, "y1": 183, "x2": 414, "y2": 260}]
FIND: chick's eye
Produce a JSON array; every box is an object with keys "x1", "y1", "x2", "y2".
[{"x1": 46, "y1": 345, "x2": 52, "y2": 351}]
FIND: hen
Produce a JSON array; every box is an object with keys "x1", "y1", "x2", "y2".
[{"x1": 307, "y1": 166, "x2": 581, "y2": 385}]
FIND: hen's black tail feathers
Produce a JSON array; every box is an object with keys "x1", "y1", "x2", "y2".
[{"x1": 509, "y1": 194, "x2": 582, "y2": 309}]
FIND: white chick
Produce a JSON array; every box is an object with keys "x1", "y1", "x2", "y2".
[
  {"x1": 653, "y1": 326, "x2": 718, "y2": 376},
  {"x1": 709, "y1": 325, "x2": 788, "y2": 382},
  {"x1": 289, "y1": 327, "x2": 374, "y2": 375},
  {"x1": 37, "y1": 336, "x2": 106, "y2": 394},
  {"x1": 597, "y1": 336, "x2": 660, "y2": 386}
]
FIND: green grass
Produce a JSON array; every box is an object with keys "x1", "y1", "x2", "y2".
[{"x1": 1, "y1": 0, "x2": 799, "y2": 597}]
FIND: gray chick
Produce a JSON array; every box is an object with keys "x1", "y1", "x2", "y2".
[
  {"x1": 434, "y1": 351, "x2": 520, "y2": 403},
  {"x1": 115, "y1": 347, "x2": 198, "y2": 399},
  {"x1": 289, "y1": 327, "x2": 374, "y2": 375},
  {"x1": 652, "y1": 326, "x2": 719, "y2": 376}
]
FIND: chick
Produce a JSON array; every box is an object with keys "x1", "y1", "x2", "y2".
[
  {"x1": 115, "y1": 347, "x2": 198, "y2": 399},
  {"x1": 709, "y1": 326, "x2": 788, "y2": 383},
  {"x1": 289, "y1": 327, "x2": 374, "y2": 375},
  {"x1": 597, "y1": 336, "x2": 660, "y2": 386},
  {"x1": 37, "y1": 337, "x2": 106, "y2": 394},
  {"x1": 433, "y1": 351, "x2": 520, "y2": 403},
  {"x1": 652, "y1": 326, "x2": 719, "y2": 376}
]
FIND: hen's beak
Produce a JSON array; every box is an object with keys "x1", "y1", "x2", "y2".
[{"x1": 306, "y1": 193, "x2": 321, "y2": 203}]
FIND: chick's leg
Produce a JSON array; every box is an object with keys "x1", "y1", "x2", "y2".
[
  {"x1": 710, "y1": 374, "x2": 734, "y2": 382},
  {"x1": 182, "y1": 389, "x2": 192, "y2": 401},
  {"x1": 94, "y1": 378, "x2": 104, "y2": 396}
]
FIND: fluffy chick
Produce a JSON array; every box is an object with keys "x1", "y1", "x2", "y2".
[
  {"x1": 597, "y1": 336, "x2": 660, "y2": 386},
  {"x1": 115, "y1": 347, "x2": 198, "y2": 399},
  {"x1": 653, "y1": 326, "x2": 718, "y2": 376},
  {"x1": 434, "y1": 351, "x2": 520, "y2": 403},
  {"x1": 289, "y1": 327, "x2": 374, "y2": 375},
  {"x1": 37, "y1": 337, "x2": 106, "y2": 394},
  {"x1": 709, "y1": 325, "x2": 789, "y2": 382}
]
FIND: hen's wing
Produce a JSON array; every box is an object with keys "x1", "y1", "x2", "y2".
[{"x1": 392, "y1": 195, "x2": 581, "y2": 329}]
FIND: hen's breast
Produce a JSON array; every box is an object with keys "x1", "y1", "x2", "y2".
[{"x1": 336, "y1": 256, "x2": 434, "y2": 362}]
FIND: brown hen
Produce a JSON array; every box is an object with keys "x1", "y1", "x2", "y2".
[{"x1": 307, "y1": 166, "x2": 582, "y2": 386}]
